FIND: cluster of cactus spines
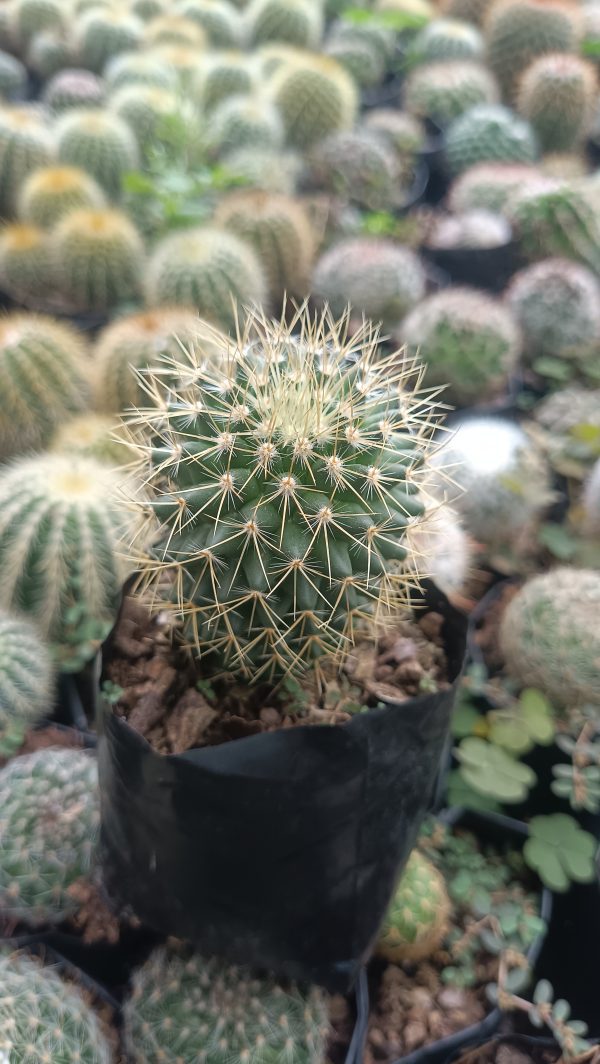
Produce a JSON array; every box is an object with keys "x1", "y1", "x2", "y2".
[
  {"x1": 484, "y1": 0, "x2": 582, "y2": 100},
  {"x1": 445, "y1": 103, "x2": 538, "y2": 175},
  {"x1": 55, "y1": 108, "x2": 140, "y2": 198},
  {"x1": 0, "y1": 313, "x2": 89, "y2": 460},
  {"x1": 245, "y1": 0, "x2": 324, "y2": 49},
  {"x1": 506, "y1": 258, "x2": 600, "y2": 366},
  {"x1": 508, "y1": 181, "x2": 600, "y2": 272},
  {"x1": 50, "y1": 207, "x2": 143, "y2": 312},
  {"x1": 404, "y1": 60, "x2": 499, "y2": 127},
  {"x1": 0, "y1": 610, "x2": 54, "y2": 749},
  {"x1": 501, "y1": 568, "x2": 600, "y2": 707},
  {"x1": 400, "y1": 288, "x2": 521, "y2": 406},
  {"x1": 18, "y1": 165, "x2": 106, "y2": 228},
  {"x1": 0, "y1": 222, "x2": 53, "y2": 301},
  {"x1": 74, "y1": 8, "x2": 143, "y2": 73},
  {"x1": 142, "y1": 13, "x2": 207, "y2": 48},
  {"x1": 10, "y1": 0, "x2": 66, "y2": 53},
  {"x1": 404, "y1": 504, "x2": 472, "y2": 599},
  {"x1": 312, "y1": 238, "x2": 427, "y2": 328},
  {"x1": 309, "y1": 128, "x2": 400, "y2": 211},
  {"x1": 365, "y1": 109, "x2": 426, "y2": 156},
  {"x1": 51, "y1": 413, "x2": 131, "y2": 466},
  {"x1": 583, "y1": 458, "x2": 600, "y2": 537},
  {"x1": 269, "y1": 53, "x2": 358, "y2": 149},
  {"x1": 124, "y1": 947, "x2": 330, "y2": 1064},
  {"x1": 0, "y1": 105, "x2": 55, "y2": 216},
  {"x1": 192, "y1": 51, "x2": 258, "y2": 111},
  {"x1": 215, "y1": 189, "x2": 315, "y2": 302},
  {"x1": 0, "y1": 951, "x2": 112, "y2": 1063},
  {"x1": 410, "y1": 17, "x2": 485, "y2": 64},
  {"x1": 129, "y1": 307, "x2": 440, "y2": 680},
  {"x1": 109, "y1": 84, "x2": 181, "y2": 153},
  {"x1": 0, "y1": 50, "x2": 27, "y2": 99},
  {"x1": 144, "y1": 226, "x2": 267, "y2": 329},
  {"x1": 377, "y1": 850, "x2": 451, "y2": 964},
  {"x1": 43, "y1": 68, "x2": 106, "y2": 113},
  {"x1": 0, "y1": 748, "x2": 99, "y2": 925},
  {"x1": 208, "y1": 92, "x2": 284, "y2": 154},
  {"x1": 447, "y1": 161, "x2": 544, "y2": 213},
  {"x1": 104, "y1": 50, "x2": 179, "y2": 92},
  {"x1": 516, "y1": 53, "x2": 597, "y2": 151}
]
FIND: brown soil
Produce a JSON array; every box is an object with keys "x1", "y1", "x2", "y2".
[
  {"x1": 65, "y1": 878, "x2": 124, "y2": 946},
  {"x1": 104, "y1": 596, "x2": 449, "y2": 754}
]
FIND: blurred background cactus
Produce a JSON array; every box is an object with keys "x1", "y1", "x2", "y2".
[{"x1": 0, "y1": 610, "x2": 54, "y2": 754}]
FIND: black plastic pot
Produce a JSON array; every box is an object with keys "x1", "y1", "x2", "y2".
[
  {"x1": 396, "y1": 160, "x2": 430, "y2": 215},
  {"x1": 96, "y1": 585, "x2": 467, "y2": 992},
  {"x1": 418, "y1": 121, "x2": 447, "y2": 206},
  {"x1": 0, "y1": 285, "x2": 110, "y2": 334},
  {"x1": 421, "y1": 241, "x2": 521, "y2": 293}
]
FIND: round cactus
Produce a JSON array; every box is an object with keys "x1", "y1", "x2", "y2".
[
  {"x1": 18, "y1": 165, "x2": 106, "y2": 228},
  {"x1": 508, "y1": 181, "x2": 600, "y2": 272},
  {"x1": 309, "y1": 128, "x2": 400, "y2": 210},
  {"x1": 51, "y1": 413, "x2": 131, "y2": 466},
  {"x1": 221, "y1": 145, "x2": 301, "y2": 194},
  {"x1": 104, "y1": 50, "x2": 179, "y2": 92},
  {"x1": 50, "y1": 207, "x2": 144, "y2": 312},
  {"x1": 0, "y1": 313, "x2": 89, "y2": 460},
  {"x1": 144, "y1": 226, "x2": 267, "y2": 330},
  {"x1": 109, "y1": 84, "x2": 183, "y2": 153},
  {"x1": 0, "y1": 105, "x2": 55, "y2": 216},
  {"x1": 409, "y1": 17, "x2": 484, "y2": 64},
  {"x1": 192, "y1": 50, "x2": 258, "y2": 111},
  {"x1": 74, "y1": 8, "x2": 143, "y2": 73},
  {"x1": 207, "y1": 92, "x2": 284, "y2": 154},
  {"x1": 26, "y1": 28, "x2": 73, "y2": 79},
  {"x1": 128, "y1": 307, "x2": 438, "y2": 679},
  {"x1": 143, "y1": 13, "x2": 207, "y2": 48},
  {"x1": 0, "y1": 610, "x2": 54, "y2": 752},
  {"x1": 43, "y1": 68, "x2": 106, "y2": 113},
  {"x1": 124, "y1": 948, "x2": 329, "y2": 1064},
  {"x1": 132, "y1": 0, "x2": 166, "y2": 18},
  {"x1": 501, "y1": 568, "x2": 600, "y2": 707},
  {"x1": 441, "y1": 0, "x2": 487, "y2": 22},
  {"x1": 404, "y1": 60, "x2": 499, "y2": 127},
  {"x1": 0, "y1": 951, "x2": 111, "y2": 1063},
  {"x1": 245, "y1": 0, "x2": 324, "y2": 48},
  {"x1": 400, "y1": 288, "x2": 520, "y2": 406},
  {"x1": 10, "y1": 0, "x2": 65, "y2": 51},
  {"x1": 517, "y1": 53, "x2": 596, "y2": 151},
  {"x1": 269, "y1": 53, "x2": 358, "y2": 149},
  {"x1": 0, "y1": 50, "x2": 27, "y2": 100},
  {"x1": 445, "y1": 104, "x2": 538, "y2": 176},
  {"x1": 94, "y1": 307, "x2": 201, "y2": 414},
  {"x1": 447, "y1": 161, "x2": 543, "y2": 213},
  {"x1": 535, "y1": 384, "x2": 600, "y2": 436},
  {"x1": 583, "y1": 458, "x2": 600, "y2": 537},
  {"x1": 176, "y1": 0, "x2": 240, "y2": 47},
  {"x1": 506, "y1": 258, "x2": 600, "y2": 368},
  {"x1": 215, "y1": 189, "x2": 316, "y2": 302},
  {"x1": 0, "y1": 748, "x2": 98, "y2": 925},
  {"x1": 364, "y1": 109, "x2": 426, "y2": 156},
  {"x1": 377, "y1": 850, "x2": 451, "y2": 963},
  {"x1": 404, "y1": 505, "x2": 471, "y2": 598},
  {"x1": 55, "y1": 108, "x2": 140, "y2": 199},
  {"x1": 325, "y1": 31, "x2": 386, "y2": 90},
  {"x1": 312, "y1": 237, "x2": 426, "y2": 328},
  {"x1": 0, "y1": 222, "x2": 53, "y2": 302},
  {"x1": 484, "y1": 0, "x2": 582, "y2": 100}
]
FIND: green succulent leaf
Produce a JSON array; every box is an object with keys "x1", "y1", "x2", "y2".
[
  {"x1": 489, "y1": 688, "x2": 555, "y2": 755},
  {"x1": 455, "y1": 737, "x2": 536, "y2": 802},
  {"x1": 524, "y1": 815, "x2": 597, "y2": 891},
  {"x1": 538, "y1": 523, "x2": 578, "y2": 561}
]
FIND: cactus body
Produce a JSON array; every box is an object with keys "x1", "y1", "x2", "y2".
[
  {"x1": 143, "y1": 14, "x2": 207, "y2": 48},
  {"x1": 506, "y1": 258, "x2": 600, "y2": 365},
  {"x1": 309, "y1": 128, "x2": 399, "y2": 210},
  {"x1": 485, "y1": 0, "x2": 581, "y2": 100},
  {"x1": 364, "y1": 110, "x2": 426, "y2": 156},
  {"x1": 10, "y1": 0, "x2": 65, "y2": 51},
  {"x1": 75, "y1": 9, "x2": 143, "y2": 73},
  {"x1": 245, "y1": 0, "x2": 324, "y2": 48},
  {"x1": 0, "y1": 51, "x2": 26, "y2": 99},
  {"x1": 447, "y1": 161, "x2": 543, "y2": 213},
  {"x1": 0, "y1": 611, "x2": 53, "y2": 751},
  {"x1": 221, "y1": 145, "x2": 301, "y2": 194},
  {"x1": 51, "y1": 413, "x2": 130, "y2": 466},
  {"x1": 446, "y1": 104, "x2": 538, "y2": 175},
  {"x1": 132, "y1": 0, "x2": 166, "y2": 18},
  {"x1": 124, "y1": 948, "x2": 329, "y2": 1064},
  {"x1": 109, "y1": 85, "x2": 182, "y2": 153},
  {"x1": 508, "y1": 181, "x2": 600, "y2": 272},
  {"x1": 43, "y1": 68, "x2": 106, "y2": 113},
  {"x1": 192, "y1": 50, "x2": 258, "y2": 111},
  {"x1": 50, "y1": 207, "x2": 143, "y2": 312},
  {"x1": 377, "y1": 850, "x2": 451, "y2": 963},
  {"x1": 404, "y1": 60, "x2": 498, "y2": 127},
  {"x1": 325, "y1": 34, "x2": 385, "y2": 90},
  {"x1": 147, "y1": 43, "x2": 203, "y2": 85},
  {"x1": 404, "y1": 505, "x2": 471, "y2": 598},
  {"x1": 441, "y1": 0, "x2": 487, "y2": 22},
  {"x1": 104, "y1": 50, "x2": 179, "y2": 92},
  {"x1": 269, "y1": 54, "x2": 357, "y2": 149},
  {"x1": 26, "y1": 29, "x2": 73, "y2": 79},
  {"x1": 517, "y1": 53, "x2": 596, "y2": 151},
  {"x1": 312, "y1": 238, "x2": 426, "y2": 328},
  {"x1": 0, "y1": 106, "x2": 54, "y2": 216},
  {"x1": 500, "y1": 568, "x2": 600, "y2": 706},
  {"x1": 56, "y1": 108, "x2": 139, "y2": 198},
  {"x1": 208, "y1": 92, "x2": 284, "y2": 153},
  {"x1": 0, "y1": 223, "x2": 53, "y2": 302},
  {"x1": 176, "y1": 0, "x2": 240, "y2": 47},
  {"x1": 18, "y1": 165, "x2": 106, "y2": 228},
  {"x1": 410, "y1": 17, "x2": 484, "y2": 64}
]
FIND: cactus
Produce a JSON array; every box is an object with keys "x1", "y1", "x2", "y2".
[
  {"x1": 440, "y1": 0, "x2": 487, "y2": 22},
  {"x1": 508, "y1": 181, "x2": 600, "y2": 272},
  {"x1": 18, "y1": 165, "x2": 106, "y2": 228},
  {"x1": 43, "y1": 68, "x2": 106, "y2": 113},
  {"x1": 0, "y1": 610, "x2": 54, "y2": 753},
  {"x1": 214, "y1": 189, "x2": 315, "y2": 301},
  {"x1": 143, "y1": 14, "x2": 207, "y2": 48},
  {"x1": 94, "y1": 307, "x2": 201, "y2": 413},
  {"x1": 104, "y1": 50, "x2": 179, "y2": 92},
  {"x1": 409, "y1": 17, "x2": 484, "y2": 64},
  {"x1": 269, "y1": 53, "x2": 357, "y2": 149},
  {"x1": 540, "y1": 152, "x2": 588, "y2": 181},
  {"x1": 50, "y1": 207, "x2": 144, "y2": 312},
  {"x1": 312, "y1": 237, "x2": 426, "y2": 328},
  {"x1": 427, "y1": 208, "x2": 511, "y2": 250},
  {"x1": 74, "y1": 9, "x2": 143, "y2": 73},
  {"x1": 309, "y1": 128, "x2": 400, "y2": 210},
  {"x1": 377, "y1": 850, "x2": 451, "y2": 963},
  {"x1": 447, "y1": 161, "x2": 544, "y2": 213},
  {"x1": 445, "y1": 104, "x2": 538, "y2": 175},
  {"x1": 484, "y1": 0, "x2": 582, "y2": 100},
  {"x1": 0, "y1": 748, "x2": 99, "y2": 924},
  {"x1": 245, "y1": 0, "x2": 324, "y2": 49},
  {"x1": 0, "y1": 51, "x2": 27, "y2": 100},
  {"x1": 132, "y1": 0, "x2": 166, "y2": 18},
  {"x1": 10, "y1": 0, "x2": 65, "y2": 52},
  {"x1": 176, "y1": 0, "x2": 240, "y2": 47},
  {"x1": 146, "y1": 44, "x2": 203, "y2": 86},
  {"x1": 0, "y1": 313, "x2": 89, "y2": 460},
  {"x1": 404, "y1": 504, "x2": 471, "y2": 598},
  {"x1": 400, "y1": 288, "x2": 520, "y2": 406},
  {"x1": 364, "y1": 110, "x2": 426, "y2": 156},
  {"x1": 51, "y1": 413, "x2": 131, "y2": 466},
  {"x1": 129, "y1": 307, "x2": 439, "y2": 680},
  {"x1": 109, "y1": 84, "x2": 181, "y2": 153},
  {"x1": 207, "y1": 92, "x2": 284, "y2": 154},
  {"x1": 144, "y1": 226, "x2": 267, "y2": 330},
  {"x1": 0, "y1": 951, "x2": 111, "y2": 1062},
  {"x1": 535, "y1": 384, "x2": 600, "y2": 435},
  {"x1": 500, "y1": 568, "x2": 600, "y2": 707},
  {"x1": 325, "y1": 33, "x2": 386, "y2": 90},
  {"x1": 0, "y1": 105, "x2": 55, "y2": 216},
  {"x1": 516, "y1": 53, "x2": 596, "y2": 151},
  {"x1": 583, "y1": 458, "x2": 600, "y2": 537},
  {"x1": 55, "y1": 108, "x2": 140, "y2": 199},
  {"x1": 192, "y1": 50, "x2": 258, "y2": 111},
  {"x1": 404, "y1": 60, "x2": 499, "y2": 127},
  {"x1": 124, "y1": 947, "x2": 329, "y2": 1064},
  {"x1": 221, "y1": 145, "x2": 301, "y2": 194},
  {"x1": 26, "y1": 29, "x2": 73, "y2": 79},
  {"x1": 0, "y1": 223, "x2": 53, "y2": 302}
]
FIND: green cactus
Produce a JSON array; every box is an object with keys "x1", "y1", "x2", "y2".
[
  {"x1": 325, "y1": 33, "x2": 386, "y2": 91},
  {"x1": 364, "y1": 110, "x2": 426, "y2": 156},
  {"x1": 207, "y1": 92, "x2": 284, "y2": 154},
  {"x1": 144, "y1": 226, "x2": 267, "y2": 330},
  {"x1": 51, "y1": 413, "x2": 131, "y2": 466},
  {"x1": 129, "y1": 307, "x2": 438, "y2": 680},
  {"x1": 146, "y1": 43, "x2": 204, "y2": 86},
  {"x1": 508, "y1": 181, "x2": 600, "y2": 272},
  {"x1": 0, "y1": 951, "x2": 111, "y2": 1062},
  {"x1": 75, "y1": 8, "x2": 143, "y2": 73},
  {"x1": 445, "y1": 104, "x2": 538, "y2": 176},
  {"x1": 400, "y1": 287, "x2": 521, "y2": 406},
  {"x1": 447, "y1": 161, "x2": 543, "y2": 213},
  {"x1": 221, "y1": 145, "x2": 301, "y2": 194},
  {"x1": 245, "y1": 0, "x2": 324, "y2": 49},
  {"x1": 10, "y1": 0, "x2": 65, "y2": 52},
  {"x1": 404, "y1": 60, "x2": 499, "y2": 127},
  {"x1": 176, "y1": 0, "x2": 240, "y2": 47},
  {"x1": 104, "y1": 50, "x2": 179, "y2": 92},
  {"x1": 109, "y1": 84, "x2": 182, "y2": 153},
  {"x1": 215, "y1": 189, "x2": 316, "y2": 301},
  {"x1": 516, "y1": 53, "x2": 597, "y2": 152},
  {"x1": 124, "y1": 948, "x2": 329, "y2": 1064},
  {"x1": 55, "y1": 108, "x2": 140, "y2": 198},
  {"x1": 0, "y1": 51, "x2": 27, "y2": 99},
  {"x1": 94, "y1": 306, "x2": 202, "y2": 413},
  {"x1": 26, "y1": 28, "x2": 74, "y2": 79},
  {"x1": 309, "y1": 128, "x2": 400, "y2": 210},
  {"x1": 0, "y1": 611, "x2": 54, "y2": 754},
  {"x1": 142, "y1": 13, "x2": 207, "y2": 48},
  {"x1": 269, "y1": 53, "x2": 358, "y2": 149},
  {"x1": 0, "y1": 105, "x2": 55, "y2": 216},
  {"x1": 312, "y1": 237, "x2": 426, "y2": 328},
  {"x1": 409, "y1": 17, "x2": 484, "y2": 64},
  {"x1": 484, "y1": 0, "x2": 582, "y2": 100},
  {"x1": 377, "y1": 849, "x2": 451, "y2": 963},
  {"x1": 50, "y1": 207, "x2": 144, "y2": 312},
  {"x1": 500, "y1": 568, "x2": 600, "y2": 707},
  {"x1": 131, "y1": 0, "x2": 166, "y2": 18},
  {"x1": 0, "y1": 222, "x2": 53, "y2": 302},
  {"x1": 0, "y1": 313, "x2": 89, "y2": 460},
  {"x1": 192, "y1": 50, "x2": 258, "y2": 111},
  {"x1": 18, "y1": 165, "x2": 106, "y2": 227},
  {"x1": 440, "y1": 0, "x2": 487, "y2": 23},
  {"x1": 43, "y1": 68, "x2": 106, "y2": 113}
]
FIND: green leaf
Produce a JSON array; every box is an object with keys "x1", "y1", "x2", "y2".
[
  {"x1": 452, "y1": 699, "x2": 483, "y2": 738},
  {"x1": 533, "y1": 356, "x2": 572, "y2": 382},
  {"x1": 533, "y1": 979, "x2": 553, "y2": 1005},
  {"x1": 582, "y1": 36, "x2": 600, "y2": 56},
  {"x1": 538, "y1": 523, "x2": 578, "y2": 561},
  {"x1": 455, "y1": 737, "x2": 536, "y2": 802},
  {"x1": 524, "y1": 815, "x2": 597, "y2": 891},
  {"x1": 446, "y1": 770, "x2": 503, "y2": 813}
]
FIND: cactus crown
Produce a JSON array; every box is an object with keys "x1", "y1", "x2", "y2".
[{"x1": 129, "y1": 307, "x2": 441, "y2": 681}]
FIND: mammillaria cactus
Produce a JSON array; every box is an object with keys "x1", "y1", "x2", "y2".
[
  {"x1": 207, "y1": 92, "x2": 284, "y2": 154},
  {"x1": 144, "y1": 226, "x2": 267, "y2": 329},
  {"x1": 500, "y1": 568, "x2": 600, "y2": 707},
  {"x1": 18, "y1": 165, "x2": 106, "y2": 227},
  {"x1": 74, "y1": 8, "x2": 143, "y2": 73},
  {"x1": 404, "y1": 505, "x2": 471, "y2": 599},
  {"x1": 43, "y1": 68, "x2": 106, "y2": 113},
  {"x1": 445, "y1": 104, "x2": 538, "y2": 175},
  {"x1": 104, "y1": 50, "x2": 179, "y2": 92},
  {"x1": 50, "y1": 207, "x2": 144, "y2": 311},
  {"x1": 403, "y1": 60, "x2": 499, "y2": 127},
  {"x1": 269, "y1": 53, "x2": 357, "y2": 149},
  {"x1": 0, "y1": 51, "x2": 26, "y2": 99},
  {"x1": 447, "y1": 161, "x2": 543, "y2": 213},
  {"x1": 9, "y1": 0, "x2": 65, "y2": 51},
  {"x1": 400, "y1": 288, "x2": 520, "y2": 406},
  {"x1": 312, "y1": 238, "x2": 426, "y2": 328},
  {"x1": 409, "y1": 17, "x2": 484, "y2": 64},
  {"x1": 516, "y1": 53, "x2": 596, "y2": 151},
  {"x1": 0, "y1": 951, "x2": 111, "y2": 1062},
  {"x1": 128, "y1": 307, "x2": 440, "y2": 680},
  {"x1": 377, "y1": 850, "x2": 451, "y2": 963},
  {"x1": 0, "y1": 313, "x2": 89, "y2": 459},
  {"x1": 309, "y1": 128, "x2": 400, "y2": 210},
  {"x1": 0, "y1": 611, "x2": 54, "y2": 752},
  {"x1": 55, "y1": 108, "x2": 139, "y2": 198},
  {"x1": 0, "y1": 105, "x2": 54, "y2": 216},
  {"x1": 535, "y1": 385, "x2": 600, "y2": 436},
  {"x1": 484, "y1": 0, "x2": 582, "y2": 100},
  {"x1": 192, "y1": 50, "x2": 258, "y2": 111},
  {"x1": 132, "y1": 0, "x2": 166, "y2": 18},
  {"x1": 0, "y1": 222, "x2": 53, "y2": 301},
  {"x1": 124, "y1": 948, "x2": 329, "y2": 1064},
  {"x1": 244, "y1": 0, "x2": 324, "y2": 49},
  {"x1": 508, "y1": 182, "x2": 600, "y2": 272}
]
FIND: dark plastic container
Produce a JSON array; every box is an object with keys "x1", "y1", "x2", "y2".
[{"x1": 421, "y1": 240, "x2": 521, "y2": 293}]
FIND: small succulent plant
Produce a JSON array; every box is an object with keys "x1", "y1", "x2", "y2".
[
  {"x1": 404, "y1": 59, "x2": 499, "y2": 127},
  {"x1": 312, "y1": 237, "x2": 426, "y2": 328},
  {"x1": 0, "y1": 222, "x2": 53, "y2": 302},
  {"x1": 409, "y1": 17, "x2": 484, "y2": 65},
  {"x1": 308, "y1": 128, "x2": 400, "y2": 210},
  {"x1": 43, "y1": 68, "x2": 106, "y2": 112},
  {"x1": 516, "y1": 53, "x2": 597, "y2": 152},
  {"x1": 508, "y1": 181, "x2": 600, "y2": 273},
  {"x1": 244, "y1": 0, "x2": 324, "y2": 49},
  {"x1": 447, "y1": 161, "x2": 543, "y2": 214},
  {"x1": 445, "y1": 104, "x2": 538, "y2": 176},
  {"x1": 377, "y1": 849, "x2": 451, "y2": 963}
]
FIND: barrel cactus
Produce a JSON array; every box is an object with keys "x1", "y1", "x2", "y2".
[
  {"x1": 0, "y1": 611, "x2": 54, "y2": 753},
  {"x1": 377, "y1": 850, "x2": 451, "y2": 963},
  {"x1": 516, "y1": 53, "x2": 596, "y2": 151},
  {"x1": 445, "y1": 104, "x2": 538, "y2": 175},
  {"x1": 484, "y1": 0, "x2": 582, "y2": 100},
  {"x1": 192, "y1": 50, "x2": 258, "y2": 111},
  {"x1": 74, "y1": 8, "x2": 143, "y2": 72},
  {"x1": 43, "y1": 68, "x2": 106, "y2": 113},
  {"x1": 508, "y1": 181, "x2": 600, "y2": 272},
  {"x1": 245, "y1": 0, "x2": 324, "y2": 49},
  {"x1": 51, "y1": 414, "x2": 130, "y2": 466},
  {"x1": 500, "y1": 568, "x2": 600, "y2": 707},
  {"x1": 403, "y1": 60, "x2": 499, "y2": 127},
  {"x1": 104, "y1": 50, "x2": 179, "y2": 92},
  {"x1": 143, "y1": 13, "x2": 207, "y2": 48},
  {"x1": 10, "y1": 0, "x2": 65, "y2": 51},
  {"x1": 18, "y1": 165, "x2": 106, "y2": 227},
  {"x1": 0, "y1": 50, "x2": 27, "y2": 99},
  {"x1": 207, "y1": 92, "x2": 284, "y2": 154},
  {"x1": 177, "y1": 0, "x2": 240, "y2": 47},
  {"x1": 309, "y1": 128, "x2": 400, "y2": 210},
  {"x1": 325, "y1": 31, "x2": 385, "y2": 90},
  {"x1": 50, "y1": 207, "x2": 144, "y2": 311},
  {"x1": 0, "y1": 105, "x2": 54, "y2": 216},
  {"x1": 0, "y1": 222, "x2": 53, "y2": 302},
  {"x1": 312, "y1": 238, "x2": 426, "y2": 328},
  {"x1": 269, "y1": 53, "x2": 357, "y2": 149},
  {"x1": 409, "y1": 17, "x2": 484, "y2": 64},
  {"x1": 400, "y1": 288, "x2": 521, "y2": 406},
  {"x1": 109, "y1": 84, "x2": 182, "y2": 153},
  {"x1": 447, "y1": 161, "x2": 543, "y2": 213},
  {"x1": 124, "y1": 948, "x2": 329, "y2": 1064},
  {"x1": 26, "y1": 28, "x2": 73, "y2": 79},
  {"x1": 55, "y1": 108, "x2": 139, "y2": 198}
]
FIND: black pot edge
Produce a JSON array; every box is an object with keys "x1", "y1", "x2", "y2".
[{"x1": 443, "y1": 1030, "x2": 600, "y2": 1064}]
